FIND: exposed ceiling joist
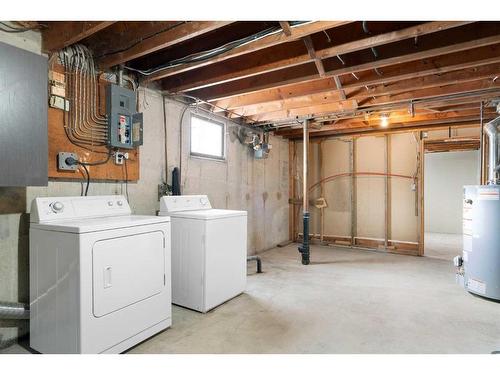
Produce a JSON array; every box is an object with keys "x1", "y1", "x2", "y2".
[
  {"x1": 145, "y1": 21, "x2": 352, "y2": 82},
  {"x1": 276, "y1": 112, "x2": 496, "y2": 139},
  {"x1": 302, "y1": 36, "x2": 326, "y2": 77},
  {"x1": 212, "y1": 44, "x2": 500, "y2": 110},
  {"x1": 190, "y1": 35, "x2": 500, "y2": 101},
  {"x1": 99, "y1": 21, "x2": 234, "y2": 68},
  {"x1": 279, "y1": 21, "x2": 292, "y2": 37},
  {"x1": 42, "y1": 21, "x2": 116, "y2": 52},
  {"x1": 227, "y1": 64, "x2": 499, "y2": 120},
  {"x1": 161, "y1": 21, "x2": 471, "y2": 93},
  {"x1": 253, "y1": 81, "x2": 500, "y2": 123}
]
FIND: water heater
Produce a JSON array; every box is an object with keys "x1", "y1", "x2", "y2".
[{"x1": 457, "y1": 185, "x2": 500, "y2": 300}]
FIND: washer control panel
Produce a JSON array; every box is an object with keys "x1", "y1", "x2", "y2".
[
  {"x1": 30, "y1": 195, "x2": 130, "y2": 223},
  {"x1": 160, "y1": 195, "x2": 212, "y2": 213}
]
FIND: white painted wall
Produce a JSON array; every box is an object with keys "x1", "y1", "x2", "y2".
[{"x1": 424, "y1": 151, "x2": 479, "y2": 234}]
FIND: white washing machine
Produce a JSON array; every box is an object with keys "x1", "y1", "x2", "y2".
[
  {"x1": 29, "y1": 195, "x2": 171, "y2": 354},
  {"x1": 159, "y1": 195, "x2": 247, "y2": 313}
]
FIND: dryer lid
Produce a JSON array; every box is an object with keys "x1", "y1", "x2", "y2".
[{"x1": 30, "y1": 215, "x2": 170, "y2": 233}]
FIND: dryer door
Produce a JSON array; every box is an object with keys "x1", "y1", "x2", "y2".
[{"x1": 92, "y1": 231, "x2": 165, "y2": 317}]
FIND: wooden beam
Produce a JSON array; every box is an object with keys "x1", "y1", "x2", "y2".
[
  {"x1": 99, "y1": 21, "x2": 234, "y2": 68},
  {"x1": 192, "y1": 35, "x2": 500, "y2": 101},
  {"x1": 245, "y1": 78, "x2": 500, "y2": 122},
  {"x1": 42, "y1": 21, "x2": 116, "y2": 52},
  {"x1": 278, "y1": 118, "x2": 489, "y2": 139},
  {"x1": 303, "y1": 36, "x2": 325, "y2": 76},
  {"x1": 250, "y1": 100, "x2": 359, "y2": 122},
  {"x1": 212, "y1": 43, "x2": 500, "y2": 109},
  {"x1": 146, "y1": 21, "x2": 352, "y2": 82},
  {"x1": 351, "y1": 63, "x2": 500, "y2": 98},
  {"x1": 279, "y1": 21, "x2": 292, "y2": 37},
  {"x1": 163, "y1": 21, "x2": 470, "y2": 92},
  {"x1": 276, "y1": 109, "x2": 498, "y2": 138},
  {"x1": 317, "y1": 21, "x2": 472, "y2": 60},
  {"x1": 228, "y1": 64, "x2": 500, "y2": 119},
  {"x1": 333, "y1": 76, "x2": 346, "y2": 100},
  {"x1": 358, "y1": 79, "x2": 500, "y2": 108}
]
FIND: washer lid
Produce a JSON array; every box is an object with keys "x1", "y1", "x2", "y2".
[
  {"x1": 30, "y1": 215, "x2": 170, "y2": 233},
  {"x1": 160, "y1": 209, "x2": 247, "y2": 220}
]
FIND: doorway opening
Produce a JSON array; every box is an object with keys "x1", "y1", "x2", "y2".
[{"x1": 423, "y1": 140, "x2": 480, "y2": 261}]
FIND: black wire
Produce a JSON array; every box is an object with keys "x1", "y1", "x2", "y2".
[
  {"x1": 78, "y1": 167, "x2": 85, "y2": 196},
  {"x1": 76, "y1": 149, "x2": 113, "y2": 166},
  {"x1": 96, "y1": 22, "x2": 186, "y2": 60},
  {"x1": 124, "y1": 158, "x2": 130, "y2": 203},
  {"x1": 125, "y1": 26, "x2": 282, "y2": 76},
  {"x1": 79, "y1": 164, "x2": 90, "y2": 196}
]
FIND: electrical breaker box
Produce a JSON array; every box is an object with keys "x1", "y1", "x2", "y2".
[{"x1": 106, "y1": 84, "x2": 143, "y2": 149}]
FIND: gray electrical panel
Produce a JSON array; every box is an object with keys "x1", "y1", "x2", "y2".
[
  {"x1": 106, "y1": 84, "x2": 143, "y2": 149},
  {"x1": 0, "y1": 41, "x2": 48, "y2": 186}
]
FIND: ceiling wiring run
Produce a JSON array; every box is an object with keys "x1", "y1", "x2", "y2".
[
  {"x1": 125, "y1": 22, "x2": 310, "y2": 77},
  {"x1": 0, "y1": 21, "x2": 45, "y2": 33}
]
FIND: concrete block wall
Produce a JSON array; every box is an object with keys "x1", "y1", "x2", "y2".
[{"x1": 0, "y1": 33, "x2": 289, "y2": 345}]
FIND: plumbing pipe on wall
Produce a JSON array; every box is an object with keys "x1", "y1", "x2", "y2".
[
  {"x1": 484, "y1": 116, "x2": 500, "y2": 185},
  {"x1": 0, "y1": 301, "x2": 29, "y2": 320},
  {"x1": 298, "y1": 119, "x2": 311, "y2": 265}
]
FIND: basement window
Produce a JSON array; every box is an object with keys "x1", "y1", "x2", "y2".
[{"x1": 190, "y1": 115, "x2": 226, "y2": 160}]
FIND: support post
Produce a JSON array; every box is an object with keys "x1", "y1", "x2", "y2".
[
  {"x1": 350, "y1": 138, "x2": 357, "y2": 245},
  {"x1": 298, "y1": 119, "x2": 311, "y2": 265}
]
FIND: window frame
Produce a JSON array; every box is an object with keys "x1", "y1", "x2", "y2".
[{"x1": 189, "y1": 114, "x2": 227, "y2": 161}]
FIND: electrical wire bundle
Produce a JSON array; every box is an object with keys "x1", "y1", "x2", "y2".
[
  {"x1": 58, "y1": 44, "x2": 109, "y2": 151},
  {"x1": 125, "y1": 22, "x2": 311, "y2": 77},
  {"x1": 0, "y1": 21, "x2": 43, "y2": 33},
  {"x1": 65, "y1": 152, "x2": 113, "y2": 196}
]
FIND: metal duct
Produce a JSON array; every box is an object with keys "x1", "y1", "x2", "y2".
[
  {"x1": 0, "y1": 301, "x2": 29, "y2": 320},
  {"x1": 484, "y1": 116, "x2": 500, "y2": 184}
]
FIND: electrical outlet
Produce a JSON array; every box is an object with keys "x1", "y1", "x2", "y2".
[
  {"x1": 114, "y1": 152, "x2": 129, "y2": 165},
  {"x1": 58, "y1": 152, "x2": 78, "y2": 171}
]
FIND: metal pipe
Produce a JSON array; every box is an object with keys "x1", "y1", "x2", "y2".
[
  {"x1": 0, "y1": 301, "x2": 29, "y2": 320},
  {"x1": 479, "y1": 102, "x2": 484, "y2": 184},
  {"x1": 118, "y1": 66, "x2": 124, "y2": 87},
  {"x1": 247, "y1": 255, "x2": 262, "y2": 273},
  {"x1": 485, "y1": 116, "x2": 500, "y2": 184},
  {"x1": 298, "y1": 119, "x2": 311, "y2": 265}
]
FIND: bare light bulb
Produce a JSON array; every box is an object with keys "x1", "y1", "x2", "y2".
[{"x1": 380, "y1": 114, "x2": 389, "y2": 127}]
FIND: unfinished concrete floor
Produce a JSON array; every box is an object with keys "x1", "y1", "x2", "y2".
[
  {"x1": 425, "y1": 232, "x2": 462, "y2": 261},
  {"x1": 2, "y1": 244, "x2": 500, "y2": 354}
]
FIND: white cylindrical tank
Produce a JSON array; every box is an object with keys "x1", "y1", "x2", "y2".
[{"x1": 462, "y1": 185, "x2": 500, "y2": 300}]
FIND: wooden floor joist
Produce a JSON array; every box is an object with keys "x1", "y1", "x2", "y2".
[
  {"x1": 147, "y1": 21, "x2": 351, "y2": 82},
  {"x1": 161, "y1": 21, "x2": 472, "y2": 93}
]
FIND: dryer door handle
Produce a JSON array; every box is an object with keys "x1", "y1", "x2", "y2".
[{"x1": 104, "y1": 266, "x2": 112, "y2": 289}]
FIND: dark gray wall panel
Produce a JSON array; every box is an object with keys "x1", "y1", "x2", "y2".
[{"x1": 0, "y1": 41, "x2": 48, "y2": 186}]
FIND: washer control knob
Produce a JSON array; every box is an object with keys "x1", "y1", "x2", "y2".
[
  {"x1": 51, "y1": 201, "x2": 64, "y2": 213},
  {"x1": 117, "y1": 200, "x2": 123, "y2": 206},
  {"x1": 107, "y1": 201, "x2": 114, "y2": 207},
  {"x1": 200, "y1": 197, "x2": 208, "y2": 205}
]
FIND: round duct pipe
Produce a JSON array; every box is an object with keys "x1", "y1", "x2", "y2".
[{"x1": 0, "y1": 301, "x2": 29, "y2": 320}]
